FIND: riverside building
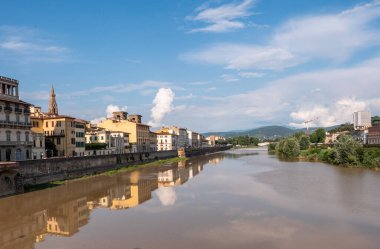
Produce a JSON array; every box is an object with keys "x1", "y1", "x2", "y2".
[
  {"x1": 30, "y1": 86, "x2": 86, "y2": 157},
  {"x1": 0, "y1": 76, "x2": 33, "y2": 161}
]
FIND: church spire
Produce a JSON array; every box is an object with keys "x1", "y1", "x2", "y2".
[{"x1": 48, "y1": 85, "x2": 58, "y2": 115}]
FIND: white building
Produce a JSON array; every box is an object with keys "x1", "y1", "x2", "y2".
[
  {"x1": 353, "y1": 111, "x2": 371, "y2": 130},
  {"x1": 0, "y1": 76, "x2": 33, "y2": 161},
  {"x1": 85, "y1": 127, "x2": 129, "y2": 155},
  {"x1": 156, "y1": 131, "x2": 178, "y2": 151},
  {"x1": 32, "y1": 132, "x2": 45, "y2": 159}
]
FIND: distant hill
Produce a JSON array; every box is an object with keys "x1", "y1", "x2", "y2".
[
  {"x1": 204, "y1": 125, "x2": 297, "y2": 139},
  {"x1": 204, "y1": 125, "x2": 342, "y2": 139}
]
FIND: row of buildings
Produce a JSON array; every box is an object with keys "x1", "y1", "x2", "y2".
[
  {"x1": 0, "y1": 76, "x2": 207, "y2": 162},
  {"x1": 325, "y1": 111, "x2": 380, "y2": 145}
]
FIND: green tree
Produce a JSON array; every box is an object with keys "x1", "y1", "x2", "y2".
[
  {"x1": 372, "y1": 116, "x2": 380, "y2": 126},
  {"x1": 334, "y1": 135, "x2": 362, "y2": 166},
  {"x1": 45, "y1": 139, "x2": 57, "y2": 158},
  {"x1": 310, "y1": 128, "x2": 326, "y2": 143},
  {"x1": 282, "y1": 137, "x2": 300, "y2": 158},
  {"x1": 298, "y1": 135, "x2": 310, "y2": 150}
]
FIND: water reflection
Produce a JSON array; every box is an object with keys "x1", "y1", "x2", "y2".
[{"x1": 0, "y1": 153, "x2": 224, "y2": 249}]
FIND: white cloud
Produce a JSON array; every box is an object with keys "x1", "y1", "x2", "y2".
[
  {"x1": 90, "y1": 104, "x2": 128, "y2": 124},
  {"x1": 181, "y1": 43, "x2": 299, "y2": 71},
  {"x1": 182, "y1": 1, "x2": 380, "y2": 71},
  {"x1": 156, "y1": 187, "x2": 177, "y2": 206},
  {"x1": 148, "y1": 88, "x2": 175, "y2": 127},
  {"x1": 170, "y1": 56, "x2": 380, "y2": 131},
  {"x1": 0, "y1": 26, "x2": 71, "y2": 63},
  {"x1": 187, "y1": 0, "x2": 254, "y2": 33},
  {"x1": 238, "y1": 72, "x2": 265, "y2": 78},
  {"x1": 221, "y1": 74, "x2": 239, "y2": 82}
]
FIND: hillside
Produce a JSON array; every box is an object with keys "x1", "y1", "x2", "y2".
[
  {"x1": 204, "y1": 125, "x2": 343, "y2": 139},
  {"x1": 204, "y1": 125, "x2": 297, "y2": 139}
]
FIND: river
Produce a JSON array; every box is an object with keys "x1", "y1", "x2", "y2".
[{"x1": 1, "y1": 149, "x2": 380, "y2": 249}]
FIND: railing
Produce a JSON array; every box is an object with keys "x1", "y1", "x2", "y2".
[
  {"x1": 0, "y1": 120, "x2": 32, "y2": 127},
  {"x1": 0, "y1": 141, "x2": 33, "y2": 146},
  {"x1": 14, "y1": 107, "x2": 22, "y2": 113},
  {"x1": 4, "y1": 106, "x2": 12, "y2": 112}
]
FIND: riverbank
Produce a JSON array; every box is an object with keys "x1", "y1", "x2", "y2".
[
  {"x1": 24, "y1": 157, "x2": 188, "y2": 192},
  {"x1": 1, "y1": 146, "x2": 232, "y2": 198}
]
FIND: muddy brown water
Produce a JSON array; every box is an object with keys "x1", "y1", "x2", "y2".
[{"x1": 1, "y1": 149, "x2": 380, "y2": 249}]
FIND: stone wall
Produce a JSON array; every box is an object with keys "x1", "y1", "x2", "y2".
[{"x1": 18, "y1": 150, "x2": 177, "y2": 185}]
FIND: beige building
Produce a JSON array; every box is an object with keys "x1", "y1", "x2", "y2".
[
  {"x1": 97, "y1": 111, "x2": 151, "y2": 152},
  {"x1": 155, "y1": 128, "x2": 179, "y2": 151},
  {"x1": 0, "y1": 76, "x2": 33, "y2": 161},
  {"x1": 30, "y1": 86, "x2": 86, "y2": 157},
  {"x1": 206, "y1": 135, "x2": 226, "y2": 146}
]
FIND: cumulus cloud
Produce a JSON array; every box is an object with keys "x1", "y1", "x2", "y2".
[
  {"x1": 181, "y1": 1, "x2": 380, "y2": 71},
  {"x1": 170, "y1": 56, "x2": 380, "y2": 131},
  {"x1": 90, "y1": 104, "x2": 128, "y2": 124},
  {"x1": 187, "y1": 0, "x2": 254, "y2": 33},
  {"x1": 156, "y1": 187, "x2": 177, "y2": 206},
  {"x1": 289, "y1": 98, "x2": 368, "y2": 128},
  {"x1": 148, "y1": 88, "x2": 175, "y2": 127}
]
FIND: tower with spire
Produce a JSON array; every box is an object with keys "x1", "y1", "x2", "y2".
[{"x1": 48, "y1": 85, "x2": 59, "y2": 115}]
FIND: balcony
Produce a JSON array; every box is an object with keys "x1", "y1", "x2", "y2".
[
  {"x1": 15, "y1": 107, "x2": 22, "y2": 114},
  {"x1": 0, "y1": 120, "x2": 32, "y2": 127},
  {"x1": 4, "y1": 106, "x2": 12, "y2": 112},
  {"x1": 0, "y1": 141, "x2": 34, "y2": 146}
]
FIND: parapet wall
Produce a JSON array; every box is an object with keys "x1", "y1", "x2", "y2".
[{"x1": 18, "y1": 150, "x2": 177, "y2": 185}]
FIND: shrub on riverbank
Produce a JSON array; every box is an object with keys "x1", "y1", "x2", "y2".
[
  {"x1": 301, "y1": 135, "x2": 380, "y2": 169},
  {"x1": 275, "y1": 137, "x2": 300, "y2": 158}
]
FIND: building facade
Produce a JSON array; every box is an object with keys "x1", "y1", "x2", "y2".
[
  {"x1": 353, "y1": 111, "x2": 372, "y2": 130},
  {"x1": 30, "y1": 86, "x2": 87, "y2": 157},
  {"x1": 0, "y1": 76, "x2": 33, "y2": 161},
  {"x1": 367, "y1": 126, "x2": 380, "y2": 145},
  {"x1": 156, "y1": 131, "x2": 179, "y2": 151},
  {"x1": 97, "y1": 112, "x2": 151, "y2": 152}
]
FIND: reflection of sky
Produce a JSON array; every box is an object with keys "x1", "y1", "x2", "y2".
[
  {"x1": 28, "y1": 150, "x2": 380, "y2": 249},
  {"x1": 156, "y1": 187, "x2": 177, "y2": 206}
]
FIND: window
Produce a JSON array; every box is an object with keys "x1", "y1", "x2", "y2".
[
  {"x1": 45, "y1": 122, "x2": 48, "y2": 128},
  {"x1": 6, "y1": 131, "x2": 11, "y2": 142},
  {"x1": 71, "y1": 138, "x2": 75, "y2": 144},
  {"x1": 5, "y1": 114, "x2": 9, "y2": 122},
  {"x1": 52, "y1": 121, "x2": 55, "y2": 127},
  {"x1": 25, "y1": 132, "x2": 29, "y2": 142},
  {"x1": 16, "y1": 131, "x2": 20, "y2": 143},
  {"x1": 16, "y1": 115, "x2": 20, "y2": 122},
  {"x1": 57, "y1": 137, "x2": 61, "y2": 145}
]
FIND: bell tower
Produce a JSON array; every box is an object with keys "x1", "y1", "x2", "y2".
[{"x1": 48, "y1": 85, "x2": 59, "y2": 115}]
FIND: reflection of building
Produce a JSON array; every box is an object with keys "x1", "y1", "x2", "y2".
[
  {"x1": 353, "y1": 111, "x2": 371, "y2": 130},
  {"x1": 46, "y1": 197, "x2": 89, "y2": 237},
  {"x1": 0, "y1": 76, "x2": 33, "y2": 161},
  {"x1": 0, "y1": 210, "x2": 47, "y2": 249}
]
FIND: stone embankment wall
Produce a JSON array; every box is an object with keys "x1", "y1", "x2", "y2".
[
  {"x1": 19, "y1": 150, "x2": 177, "y2": 185},
  {"x1": 0, "y1": 146, "x2": 231, "y2": 197},
  {"x1": 185, "y1": 146, "x2": 232, "y2": 157}
]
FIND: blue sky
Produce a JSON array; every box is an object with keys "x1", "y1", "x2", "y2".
[{"x1": 1, "y1": 0, "x2": 380, "y2": 132}]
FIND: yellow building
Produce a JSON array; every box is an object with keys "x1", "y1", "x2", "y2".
[
  {"x1": 97, "y1": 111, "x2": 151, "y2": 152},
  {"x1": 30, "y1": 86, "x2": 86, "y2": 157}
]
